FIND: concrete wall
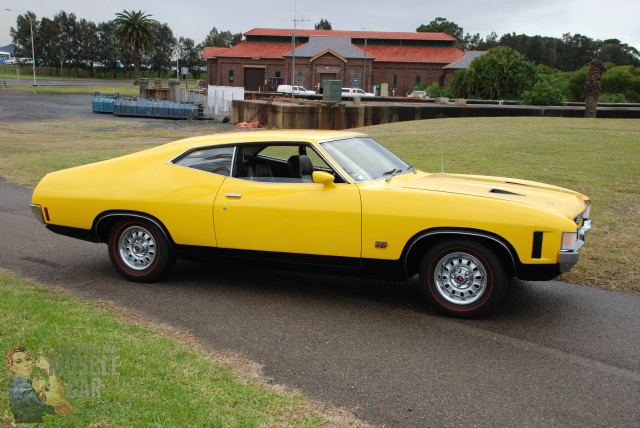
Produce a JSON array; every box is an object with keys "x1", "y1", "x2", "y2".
[{"x1": 233, "y1": 99, "x2": 640, "y2": 130}]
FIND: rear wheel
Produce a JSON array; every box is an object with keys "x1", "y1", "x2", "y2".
[
  {"x1": 419, "y1": 239, "x2": 508, "y2": 318},
  {"x1": 108, "y1": 218, "x2": 176, "y2": 282}
]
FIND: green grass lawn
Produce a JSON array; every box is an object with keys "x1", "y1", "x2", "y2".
[
  {"x1": 3, "y1": 85, "x2": 140, "y2": 97},
  {"x1": 0, "y1": 78, "x2": 201, "y2": 97},
  {"x1": 0, "y1": 116, "x2": 638, "y2": 293},
  {"x1": 0, "y1": 270, "x2": 359, "y2": 427}
]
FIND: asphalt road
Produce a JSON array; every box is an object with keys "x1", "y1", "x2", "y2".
[
  {"x1": 1, "y1": 91, "x2": 639, "y2": 426},
  {"x1": 2, "y1": 179, "x2": 640, "y2": 427}
]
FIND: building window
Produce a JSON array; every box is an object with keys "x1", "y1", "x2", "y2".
[
  {"x1": 352, "y1": 72, "x2": 360, "y2": 88},
  {"x1": 228, "y1": 70, "x2": 234, "y2": 84},
  {"x1": 415, "y1": 75, "x2": 421, "y2": 85},
  {"x1": 391, "y1": 74, "x2": 397, "y2": 87},
  {"x1": 275, "y1": 71, "x2": 280, "y2": 78},
  {"x1": 296, "y1": 71, "x2": 304, "y2": 82}
]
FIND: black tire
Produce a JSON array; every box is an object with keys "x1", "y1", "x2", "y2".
[
  {"x1": 108, "y1": 218, "x2": 176, "y2": 283},
  {"x1": 419, "y1": 239, "x2": 508, "y2": 318}
]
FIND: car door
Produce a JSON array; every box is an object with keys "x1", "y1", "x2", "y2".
[{"x1": 213, "y1": 144, "x2": 361, "y2": 259}]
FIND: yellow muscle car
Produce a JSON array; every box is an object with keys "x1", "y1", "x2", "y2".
[{"x1": 30, "y1": 130, "x2": 591, "y2": 317}]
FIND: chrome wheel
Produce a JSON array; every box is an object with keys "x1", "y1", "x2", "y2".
[
  {"x1": 433, "y1": 251, "x2": 487, "y2": 305},
  {"x1": 118, "y1": 225, "x2": 157, "y2": 271}
]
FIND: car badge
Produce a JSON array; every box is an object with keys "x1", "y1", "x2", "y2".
[{"x1": 375, "y1": 241, "x2": 388, "y2": 249}]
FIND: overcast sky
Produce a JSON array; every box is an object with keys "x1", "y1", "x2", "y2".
[{"x1": 2, "y1": 0, "x2": 639, "y2": 52}]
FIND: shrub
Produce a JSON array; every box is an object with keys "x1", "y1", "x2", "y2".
[
  {"x1": 598, "y1": 93, "x2": 628, "y2": 103},
  {"x1": 518, "y1": 81, "x2": 565, "y2": 105}
]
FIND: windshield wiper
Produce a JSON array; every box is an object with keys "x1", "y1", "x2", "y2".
[
  {"x1": 407, "y1": 165, "x2": 417, "y2": 174},
  {"x1": 384, "y1": 168, "x2": 401, "y2": 182}
]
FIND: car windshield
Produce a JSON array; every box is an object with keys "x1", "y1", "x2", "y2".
[{"x1": 320, "y1": 137, "x2": 410, "y2": 182}]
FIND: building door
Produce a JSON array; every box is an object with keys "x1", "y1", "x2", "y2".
[
  {"x1": 319, "y1": 73, "x2": 337, "y2": 93},
  {"x1": 244, "y1": 68, "x2": 265, "y2": 91}
]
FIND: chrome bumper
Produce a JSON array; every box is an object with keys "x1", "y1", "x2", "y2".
[
  {"x1": 559, "y1": 220, "x2": 591, "y2": 273},
  {"x1": 30, "y1": 203, "x2": 45, "y2": 224}
]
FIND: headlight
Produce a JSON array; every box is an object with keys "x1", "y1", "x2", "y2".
[
  {"x1": 574, "y1": 212, "x2": 582, "y2": 225},
  {"x1": 561, "y1": 232, "x2": 578, "y2": 251}
]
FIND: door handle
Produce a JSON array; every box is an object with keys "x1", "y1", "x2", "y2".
[{"x1": 225, "y1": 193, "x2": 242, "y2": 198}]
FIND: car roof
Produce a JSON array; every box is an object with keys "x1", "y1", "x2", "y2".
[{"x1": 160, "y1": 130, "x2": 367, "y2": 154}]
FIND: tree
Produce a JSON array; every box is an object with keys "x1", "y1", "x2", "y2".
[
  {"x1": 584, "y1": 60, "x2": 606, "y2": 118},
  {"x1": 449, "y1": 47, "x2": 538, "y2": 100},
  {"x1": 97, "y1": 21, "x2": 123, "y2": 79},
  {"x1": 599, "y1": 39, "x2": 640, "y2": 67},
  {"x1": 567, "y1": 66, "x2": 589, "y2": 101},
  {"x1": 9, "y1": 11, "x2": 39, "y2": 62},
  {"x1": 601, "y1": 65, "x2": 640, "y2": 102},
  {"x1": 37, "y1": 17, "x2": 62, "y2": 75},
  {"x1": 148, "y1": 23, "x2": 175, "y2": 78},
  {"x1": 202, "y1": 27, "x2": 242, "y2": 47},
  {"x1": 114, "y1": 10, "x2": 156, "y2": 81},
  {"x1": 55, "y1": 11, "x2": 80, "y2": 77},
  {"x1": 78, "y1": 19, "x2": 98, "y2": 77},
  {"x1": 462, "y1": 31, "x2": 499, "y2": 51},
  {"x1": 315, "y1": 19, "x2": 332, "y2": 30},
  {"x1": 417, "y1": 17, "x2": 463, "y2": 47},
  {"x1": 177, "y1": 37, "x2": 204, "y2": 79}
]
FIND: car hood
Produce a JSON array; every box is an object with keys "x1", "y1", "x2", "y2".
[{"x1": 397, "y1": 172, "x2": 588, "y2": 219}]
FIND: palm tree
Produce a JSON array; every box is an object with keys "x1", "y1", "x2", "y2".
[
  {"x1": 114, "y1": 10, "x2": 156, "y2": 81},
  {"x1": 584, "y1": 60, "x2": 606, "y2": 118}
]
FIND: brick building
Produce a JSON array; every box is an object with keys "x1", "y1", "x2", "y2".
[{"x1": 205, "y1": 28, "x2": 470, "y2": 96}]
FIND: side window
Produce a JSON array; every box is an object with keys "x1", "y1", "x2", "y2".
[
  {"x1": 173, "y1": 146, "x2": 234, "y2": 176},
  {"x1": 305, "y1": 149, "x2": 331, "y2": 170},
  {"x1": 235, "y1": 144, "x2": 345, "y2": 183}
]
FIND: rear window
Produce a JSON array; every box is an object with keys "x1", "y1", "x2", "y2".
[{"x1": 173, "y1": 146, "x2": 234, "y2": 176}]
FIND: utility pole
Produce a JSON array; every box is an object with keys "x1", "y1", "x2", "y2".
[
  {"x1": 5, "y1": 9, "x2": 36, "y2": 86},
  {"x1": 290, "y1": 13, "x2": 308, "y2": 99},
  {"x1": 361, "y1": 28, "x2": 372, "y2": 93}
]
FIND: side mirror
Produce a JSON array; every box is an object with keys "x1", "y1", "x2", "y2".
[{"x1": 312, "y1": 171, "x2": 335, "y2": 187}]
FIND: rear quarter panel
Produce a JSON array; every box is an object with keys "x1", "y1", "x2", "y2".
[{"x1": 32, "y1": 154, "x2": 224, "y2": 247}]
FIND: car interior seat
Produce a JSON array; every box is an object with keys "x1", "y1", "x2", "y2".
[{"x1": 287, "y1": 155, "x2": 314, "y2": 183}]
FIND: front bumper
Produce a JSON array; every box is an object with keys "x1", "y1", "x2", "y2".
[
  {"x1": 30, "y1": 203, "x2": 45, "y2": 224},
  {"x1": 559, "y1": 219, "x2": 592, "y2": 273}
]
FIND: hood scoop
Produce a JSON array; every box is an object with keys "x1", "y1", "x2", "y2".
[
  {"x1": 490, "y1": 188, "x2": 525, "y2": 197},
  {"x1": 505, "y1": 181, "x2": 536, "y2": 187}
]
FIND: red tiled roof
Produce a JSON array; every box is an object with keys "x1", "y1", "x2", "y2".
[
  {"x1": 208, "y1": 41, "x2": 464, "y2": 65},
  {"x1": 215, "y1": 42, "x2": 304, "y2": 58},
  {"x1": 203, "y1": 47, "x2": 230, "y2": 58},
  {"x1": 244, "y1": 28, "x2": 456, "y2": 41},
  {"x1": 366, "y1": 46, "x2": 464, "y2": 64}
]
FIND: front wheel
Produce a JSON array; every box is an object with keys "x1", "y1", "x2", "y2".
[
  {"x1": 419, "y1": 240, "x2": 508, "y2": 318},
  {"x1": 108, "y1": 218, "x2": 176, "y2": 282}
]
